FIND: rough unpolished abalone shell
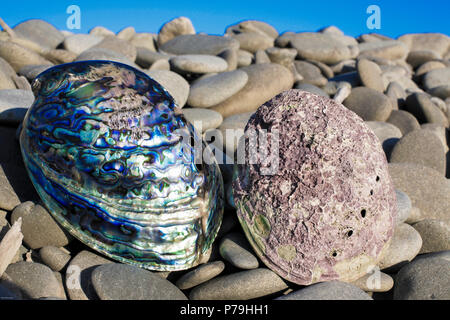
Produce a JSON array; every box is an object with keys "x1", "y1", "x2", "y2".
[
  {"x1": 233, "y1": 90, "x2": 396, "y2": 285},
  {"x1": 20, "y1": 60, "x2": 223, "y2": 271}
]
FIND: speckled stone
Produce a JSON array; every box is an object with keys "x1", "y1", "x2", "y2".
[
  {"x1": 175, "y1": 261, "x2": 225, "y2": 290},
  {"x1": 395, "y1": 190, "x2": 411, "y2": 225},
  {"x1": 219, "y1": 232, "x2": 259, "y2": 269},
  {"x1": 390, "y1": 129, "x2": 446, "y2": 174},
  {"x1": 276, "y1": 281, "x2": 372, "y2": 300},
  {"x1": 389, "y1": 163, "x2": 450, "y2": 222},
  {"x1": 233, "y1": 90, "x2": 396, "y2": 285},
  {"x1": 189, "y1": 268, "x2": 288, "y2": 300},
  {"x1": 92, "y1": 263, "x2": 187, "y2": 300},
  {"x1": 378, "y1": 223, "x2": 422, "y2": 271},
  {"x1": 413, "y1": 219, "x2": 450, "y2": 254},
  {"x1": 394, "y1": 253, "x2": 450, "y2": 300}
]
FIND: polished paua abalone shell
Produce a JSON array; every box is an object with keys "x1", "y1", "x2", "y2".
[{"x1": 20, "y1": 60, "x2": 223, "y2": 271}]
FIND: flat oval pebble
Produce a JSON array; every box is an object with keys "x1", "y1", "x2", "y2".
[
  {"x1": 39, "y1": 246, "x2": 71, "y2": 272},
  {"x1": 233, "y1": 90, "x2": 396, "y2": 285},
  {"x1": 395, "y1": 189, "x2": 411, "y2": 225},
  {"x1": 0, "y1": 89, "x2": 35, "y2": 124},
  {"x1": 357, "y1": 58, "x2": 385, "y2": 92},
  {"x1": 65, "y1": 250, "x2": 113, "y2": 300},
  {"x1": 390, "y1": 129, "x2": 446, "y2": 174},
  {"x1": 175, "y1": 261, "x2": 225, "y2": 290},
  {"x1": 189, "y1": 268, "x2": 288, "y2": 300},
  {"x1": 160, "y1": 34, "x2": 239, "y2": 56},
  {"x1": 158, "y1": 16, "x2": 196, "y2": 46},
  {"x1": 91, "y1": 263, "x2": 187, "y2": 300},
  {"x1": 63, "y1": 34, "x2": 103, "y2": 55},
  {"x1": 231, "y1": 32, "x2": 274, "y2": 53},
  {"x1": 5, "y1": 262, "x2": 65, "y2": 299},
  {"x1": 389, "y1": 163, "x2": 450, "y2": 221},
  {"x1": 211, "y1": 63, "x2": 294, "y2": 118},
  {"x1": 343, "y1": 86, "x2": 393, "y2": 121},
  {"x1": 11, "y1": 201, "x2": 72, "y2": 249},
  {"x1": 412, "y1": 219, "x2": 450, "y2": 254},
  {"x1": 387, "y1": 110, "x2": 421, "y2": 135},
  {"x1": 13, "y1": 19, "x2": 64, "y2": 50},
  {"x1": 350, "y1": 270, "x2": 394, "y2": 292},
  {"x1": 394, "y1": 253, "x2": 450, "y2": 300},
  {"x1": 294, "y1": 83, "x2": 329, "y2": 97},
  {"x1": 378, "y1": 223, "x2": 422, "y2": 271},
  {"x1": 170, "y1": 54, "x2": 228, "y2": 74},
  {"x1": 219, "y1": 232, "x2": 259, "y2": 269},
  {"x1": 405, "y1": 93, "x2": 448, "y2": 127},
  {"x1": 188, "y1": 70, "x2": 248, "y2": 108},
  {"x1": 181, "y1": 108, "x2": 223, "y2": 133},
  {"x1": 146, "y1": 69, "x2": 190, "y2": 108},
  {"x1": 276, "y1": 281, "x2": 372, "y2": 300},
  {"x1": 365, "y1": 121, "x2": 402, "y2": 158}
]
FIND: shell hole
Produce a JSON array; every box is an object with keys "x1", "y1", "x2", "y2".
[
  {"x1": 195, "y1": 163, "x2": 203, "y2": 171},
  {"x1": 376, "y1": 176, "x2": 380, "y2": 182},
  {"x1": 332, "y1": 251, "x2": 338, "y2": 257},
  {"x1": 370, "y1": 189, "x2": 373, "y2": 196},
  {"x1": 361, "y1": 209, "x2": 367, "y2": 218},
  {"x1": 347, "y1": 230, "x2": 353, "y2": 237}
]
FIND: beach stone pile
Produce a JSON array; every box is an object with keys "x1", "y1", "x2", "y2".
[{"x1": 0, "y1": 17, "x2": 449, "y2": 300}]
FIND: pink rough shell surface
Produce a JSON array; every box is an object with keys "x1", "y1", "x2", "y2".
[{"x1": 233, "y1": 89, "x2": 396, "y2": 285}]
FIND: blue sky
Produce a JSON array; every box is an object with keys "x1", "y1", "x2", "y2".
[{"x1": 1, "y1": 0, "x2": 449, "y2": 38}]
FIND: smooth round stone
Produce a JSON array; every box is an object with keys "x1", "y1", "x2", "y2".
[
  {"x1": 294, "y1": 61, "x2": 327, "y2": 87},
  {"x1": 398, "y1": 33, "x2": 450, "y2": 57},
  {"x1": 145, "y1": 69, "x2": 189, "y2": 108},
  {"x1": 11, "y1": 201, "x2": 72, "y2": 249},
  {"x1": 357, "y1": 59, "x2": 385, "y2": 92},
  {"x1": 189, "y1": 268, "x2": 288, "y2": 300},
  {"x1": 130, "y1": 32, "x2": 156, "y2": 52},
  {"x1": 395, "y1": 190, "x2": 411, "y2": 225},
  {"x1": 289, "y1": 33, "x2": 353, "y2": 64},
  {"x1": 39, "y1": 246, "x2": 71, "y2": 272},
  {"x1": 226, "y1": 20, "x2": 279, "y2": 39},
  {"x1": 157, "y1": 16, "x2": 195, "y2": 46},
  {"x1": 18, "y1": 64, "x2": 53, "y2": 81},
  {"x1": 389, "y1": 163, "x2": 450, "y2": 222},
  {"x1": 294, "y1": 83, "x2": 329, "y2": 97},
  {"x1": 91, "y1": 263, "x2": 187, "y2": 300},
  {"x1": 91, "y1": 36, "x2": 137, "y2": 61},
  {"x1": 421, "y1": 123, "x2": 449, "y2": 152},
  {"x1": 0, "y1": 41, "x2": 52, "y2": 72},
  {"x1": 266, "y1": 47, "x2": 297, "y2": 66},
  {"x1": 181, "y1": 108, "x2": 223, "y2": 133},
  {"x1": 0, "y1": 57, "x2": 16, "y2": 78},
  {"x1": 428, "y1": 85, "x2": 450, "y2": 100},
  {"x1": 89, "y1": 26, "x2": 115, "y2": 37},
  {"x1": 43, "y1": 49, "x2": 77, "y2": 64},
  {"x1": 387, "y1": 110, "x2": 421, "y2": 135},
  {"x1": 415, "y1": 61, "x2": 447, "y2": 78},
  {"x1": 169, "y1": 54, "x2": 228, "y2": 74},
  {"x1": 405, "y1": 92, "x2": 448, "y2": 127},
  {"x1": 160, "y1": 34, "x2": 239, "y2": 56},
  {"x1": 188, "y1": 70, "x2": 248, "y2": 108},
  {"x1": 211, "y1": 63, "x2": 294, "y2": 118},
  {"x1": 218, "y1": 112, "x2": 254, "y2": 156},
  {"x1": 231, "y1": 32, "x2": 274, "y2": 53},
  {"x1": 63, "y1": 34, "x2": 103, "y2": 55},
  {"x1": 413, "y1": 219, "x2": 450, "y2": 254},
  {"x1": 219, "y1": 232, "x2": 259, "y2": 270},
  {"x1": 0, "y1": 68, "x2": 15, "y2": 90},
  {"x1": 175, "y1": 261, "x2": 225, "y2": 290},
  {"x1": 386, "y1": 81, "x2": 406, "y2": 109},
  {"x1": 13, "y1": 19, "x2": 64, "y2": 49},
  {"x1": 423, "y1": 67, "x2": 450, "y2": 90},
  {"x1": 365, "y1": 121, "x2": 402, "y2": 159},
  {"x1": 276, "y1": 281, "x2": 372, "y2": 300},
  {"x1": 116, "y1": 26, "x2": 135, "y2": 40},
  {"x1": 255, "y1": 49, "x2": 271, "y2": 64},
  {"x1": 136, "y1": 48, "x2": 170, "y2": 68},
  {"x1": 0, "y1": 165, "x2": 21, "y2": 211},
  {"x1": 358, "y1": 40, "x2": 409, "y2": 60},
  {"x1": 149, "y1": 59, "x2": 170, "y2": 71},
  {"x1": 217, "y1": 48, "x2": 238, "y2": 71},
  {"x1": 5, "y1": 262, "x2": 65, "y2": 299},
  {"x1": 237, "y1": 50, "x2": 253, "y2": 67},
  {"x1": 65, "y1": 250, "x2": 113, "y2": 300},
  {"x1": 390, "y1": 129, "x2": 446, "y2": 174},
  {"x1": 406, "y1": 50, "x2": 440, "y2": 68},
  {"x1": 378, "y1": 223, "x2": 422, "y2": 271},
  {"x1": 394, "y1": 253, "x2": 450, "y2": 300},
  {"x1": 0, "y1": 89, "x2": 35, "y2": 124},
  {"x1": 350, "y1": 271, "x2": 394, "y2": 292},
  {"x1": 343, "y1": 86, "x2": 392, "y2": 121},
  {"x1": 75, "y1": 47, "x2": 136, "y2": 66},
  {"x1": 233, "y1": 90, "x2": 396, "y2": 285}
]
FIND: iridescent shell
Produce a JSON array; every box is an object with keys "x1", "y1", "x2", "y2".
[{"x1": 20, "y1": 61, "x2": 224, "y2": 271}]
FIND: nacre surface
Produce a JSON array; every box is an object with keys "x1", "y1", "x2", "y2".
[{"x1": 20, "y1": 60, "x2": 224, "y2": 271}]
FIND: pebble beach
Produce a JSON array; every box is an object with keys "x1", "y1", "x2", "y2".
[{"x1": 0, "y1": 16, "x2": 449, "y2": 301}]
